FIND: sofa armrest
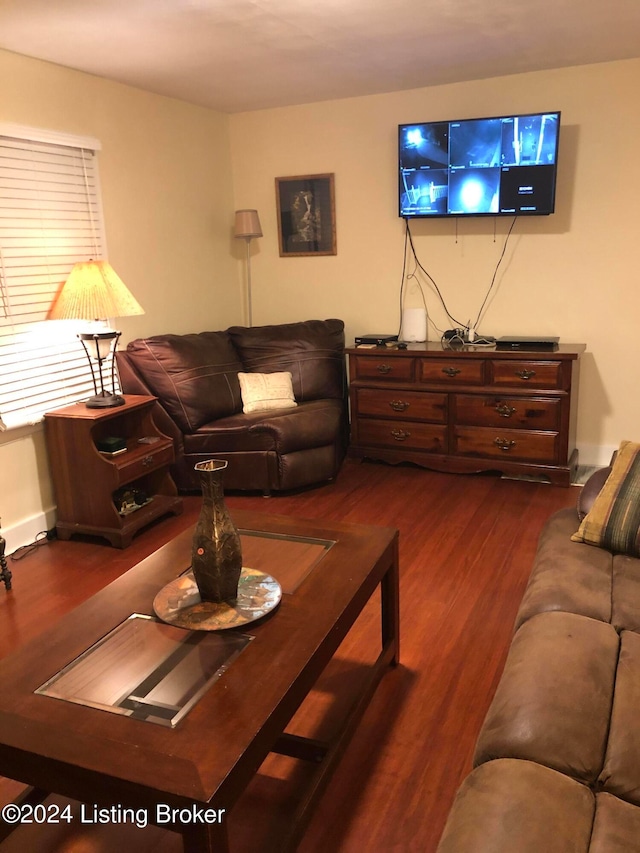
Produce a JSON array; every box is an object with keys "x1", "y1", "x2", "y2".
[
  {"x1": 115, "y1": 351, "x2": 183, "y2": 449},
  {"x1": 577, "y1": 466, "x2": 612, "y2": 520}
]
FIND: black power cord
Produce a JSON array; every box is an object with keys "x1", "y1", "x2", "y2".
[
  {"x1": 403, "y1": 215, "x2": 519, "y2": 345},
  {"x1": 404, "y1": 218, "x2": 465, "y2": 329},
  {"x1": 470, "y1": 216, "x2": 518, "y2": 333},
  {"x1": 9, "y1": 529, "x2": 51, "y2": 561}
]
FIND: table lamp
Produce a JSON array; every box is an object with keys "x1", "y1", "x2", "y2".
[{"x1": 48, "y1": 260, "x2": 144, "y2": 408}]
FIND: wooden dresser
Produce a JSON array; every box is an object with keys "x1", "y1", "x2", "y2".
[{"x1": 346, "y1": 342, "x2": 585, "y2": 486}]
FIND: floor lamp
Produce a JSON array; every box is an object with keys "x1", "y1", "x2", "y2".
[{"x1": 234, "y1": 209, "x2": 262, "y2": 327}]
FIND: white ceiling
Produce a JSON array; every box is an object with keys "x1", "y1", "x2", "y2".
[{"x1": 1, "y1": 0, "x2": 640, "y2": 113}]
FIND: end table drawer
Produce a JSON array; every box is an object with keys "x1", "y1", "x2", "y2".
[
  {"x1": 356, "y1": 388, "x2": 447, "y2": 423},
  {"x1": 115, "y1": 441, "x2": 174, "y2": 485},
  {"x1": 352, "y1": 356, "x2": 415, "y2": 382},
  {"x1": 357, "y1": 419, "x2": 446, "y2": 453},
  {"x1": 453, "y1": 426, "x2": 559, "y2": 463},
  {"x1": 454, "y1": 395, "x2": 560, "y2": 431},
  {"x1": 489, "y1": 360, "x2": 562, "y2": 389},
  {"x1": 419, "y1": 359, "x2": 484, "y2": 385}
]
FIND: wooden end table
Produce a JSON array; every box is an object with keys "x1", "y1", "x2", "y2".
[{"x1": 44, "y1": 395, "x2": 183, "y2": 547}]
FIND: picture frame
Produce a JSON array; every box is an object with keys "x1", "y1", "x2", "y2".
[{"x1": 275, "y1": 173, "x2": 336, "y2": 257}]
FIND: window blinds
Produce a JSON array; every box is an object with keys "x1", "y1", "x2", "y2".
[{"x1": 0, "y1": 127, "x2": 107, "y2": 429}]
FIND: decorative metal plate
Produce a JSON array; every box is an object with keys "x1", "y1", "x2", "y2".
[{"x1": 153, "y1": 567, "x2": 282, "y2": 631}]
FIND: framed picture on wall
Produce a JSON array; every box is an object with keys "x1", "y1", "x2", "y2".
[{"x1": 275, "y1": 173, "x2": 336, "y2": 257}]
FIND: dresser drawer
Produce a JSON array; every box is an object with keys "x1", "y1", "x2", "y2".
[
  {"x1": 115, "y1": 441, "x2": 174, "y2": 485},
  {"x1": 489, "y1": 360, "x2": 562, "y2": 389},
  {"x1": 352, "y1": 355, "x2": 415, "y2": 382},
  {"x1": 453, "y1": 426, "x2": 559, "y2": 463},
  {"x1": 355, "y1": 388, "x2": 447, "y2": 423},
  {"x1": 419, "y1": 358, "x2": 484, "y2": 385},
  {"x1": 357, "y1": 419, "x2": 446, "y2": 453},
  {"x1": 454, "y1": 395, "x2": 560, "y2": 431}
]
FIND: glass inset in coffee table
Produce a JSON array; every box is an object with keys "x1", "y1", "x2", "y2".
[{"x1": 35, "y1": 614, "x2": 253, "y2": 727}]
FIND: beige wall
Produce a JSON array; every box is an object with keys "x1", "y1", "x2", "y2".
[
  {"x1": 230, "y1": 58, "x2": 640, "y2": 467},
  {"x1": 0, "y1": 49, "x2": 239, "y2": 549}
]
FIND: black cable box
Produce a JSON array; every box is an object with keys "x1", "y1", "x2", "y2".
[
  {"x1": 496, "y1": 336, "x2": 559, "y2": 351},
  {"x1": 354, "y1": 333, "x2": 399, "y2": 346}
]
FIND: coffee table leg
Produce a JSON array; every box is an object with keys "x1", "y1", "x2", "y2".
[
  {"x1": 182, "y1": 822, "x2": 229, "y2": 853},
  {"x1": 381, "y1": 537, "x2": 400, "y2": 665}
]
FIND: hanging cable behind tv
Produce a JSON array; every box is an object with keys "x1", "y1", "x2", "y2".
[{"x1": 403, "y1": 216, "x2": 517, "y2": 346}]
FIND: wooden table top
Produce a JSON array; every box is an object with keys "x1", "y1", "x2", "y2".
[{"x1": 0, "y1": 509, "x2": 398, "y2": 812}]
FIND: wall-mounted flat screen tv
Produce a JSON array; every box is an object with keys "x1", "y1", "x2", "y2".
[{"x1": 399, "y1": 111, "x2": 560, "y2": 218}]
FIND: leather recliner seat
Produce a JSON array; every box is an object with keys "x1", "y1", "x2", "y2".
[{"x1": 116, "y1": 319, "x2": 349, "y2": 494}]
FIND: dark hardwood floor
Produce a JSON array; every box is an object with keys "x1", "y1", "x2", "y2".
[{"x1": 0, "y1": 459, "x2": 579, "y2": 852}]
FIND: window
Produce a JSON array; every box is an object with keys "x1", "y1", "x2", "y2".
[{"x1": 0, "y1": 124, "x2": 107, "y2": 429}]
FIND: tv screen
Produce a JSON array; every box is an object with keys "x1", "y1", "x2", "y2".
[{"x1": 399, "y1": 111, "x2": 560, "y2": 218}]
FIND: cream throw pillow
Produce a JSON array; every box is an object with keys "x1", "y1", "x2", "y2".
[{"x1": 238, "y1": 371, "x2": 297, "y2": 414}]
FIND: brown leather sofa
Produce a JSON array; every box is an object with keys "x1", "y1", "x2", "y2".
[
  {"x1": 437, "y1": 467, "x2": 640, "y2": 852},
  {"x1": 116, "y1": 319, "x2": 349, "y2": 494}
]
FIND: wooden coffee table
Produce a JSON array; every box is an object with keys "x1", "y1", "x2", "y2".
[{"x1": 0, "y1": 510, "x2": 399, "y2": 851}]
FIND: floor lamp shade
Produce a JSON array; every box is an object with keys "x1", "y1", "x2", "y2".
[{"x1": 234, "y1": 209, "x2": 262, "y2": 239}]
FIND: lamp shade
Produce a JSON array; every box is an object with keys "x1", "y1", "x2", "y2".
[
  {"x1": 234, "y1": 209, "x2": 262, "y2": 239},
  {"x1": 48, "y1": 260, "x2": 144, "y2": 321}
]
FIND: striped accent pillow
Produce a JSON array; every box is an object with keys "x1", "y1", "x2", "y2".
[{"x1": 571, "y1": 441, "x2": 640, "y2": 556}]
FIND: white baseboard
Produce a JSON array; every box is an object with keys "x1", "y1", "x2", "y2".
[
  {"x1": 3, "y1": 507, "x2": 57, "y2": 556},
  {"x1": 577, "y1": 444, "x2": 617, "y2": 468}
]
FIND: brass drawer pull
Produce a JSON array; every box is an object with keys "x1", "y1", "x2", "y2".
[
  {"x1": 495, "y1": 403, "x2": 517, "y2": 418},
  {"x1": 442, "y1": 366, "x2": 461, "y2": 377},
  {"x1": 494, "y1": 438, "x2": 516, "y2": 452},
  {"x1": 377, "y1": 363, "x2": 392, "y2": 374},
  {"x1": 389, "y1": 400, "x2": 410, "y2": 412},
  {"x1": 141, "y1": 454, "x2": 154, "y2": 467},
  {"x1": 515, "y1": 369, "x2": 536, "y2": 381},
  {"x1": 391, "y1": 429, "x2": 411, "y2": 442}
]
